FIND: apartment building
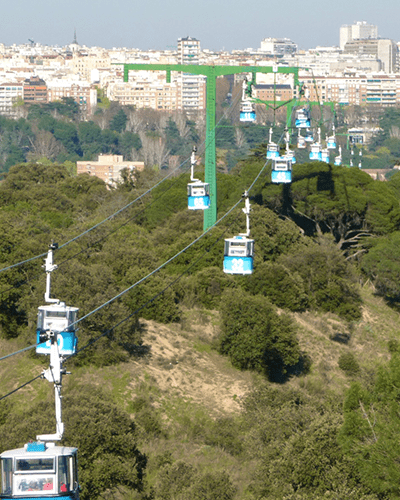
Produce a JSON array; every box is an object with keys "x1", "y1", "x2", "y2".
[
  {"x1": 340, "y1": 21, "x2": 378, "y2": 50},
  {"x1": 177, "y1": 37, "x2": 206, "y2": 114},
  {"x1": 344, "y1": 38, "x2": 398, "y2": 73},
  {"x1": 260, "y1": 38, "x2": 298, "y2": 56},
  {"x1": 253, "y1": 84, "x2": 293, "y2": 102},
  {"x1": 299, "y1": 73, "x2": 400, "y2": 107},
  {"x1": 47, "y1": 81, "x2": 98, "y2": 116},
  {"x1": 0, "y1": 82, "x2": 23, "y2": 115},
  {"x1": 23, "y1": 75, "x2": 48, "y2": 104},
  {"x1": 76, "y1": 154, "x2": 144, "y2": 188},
  {"x1": 299, "y1": 75, "x2": 366, "y2": 105},
  {"x1": 108, "y1": 80, "x2": 179, "y2": 110},
  {"x1": 69, "y1": 52, "x2": 111, "y2": 81}
]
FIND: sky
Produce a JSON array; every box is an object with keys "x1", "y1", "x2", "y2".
[{"x1": 0, "y1": 0, "x2": 398, "y2": 52}]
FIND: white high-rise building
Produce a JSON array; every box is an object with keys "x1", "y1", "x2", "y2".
[
  {"x1": 177, "y1": 36, "x2": 205, "y2": 114},
  {"x1": 260, "y1": 37, "x2": 297, "y2": 55},
  {"x1": 340, "y1": 21, "x2": 378, "y2": 50}
]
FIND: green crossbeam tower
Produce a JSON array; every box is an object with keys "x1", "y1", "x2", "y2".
[{"x1": 121, "y1": 64, "x2": 301, "y2": 230}]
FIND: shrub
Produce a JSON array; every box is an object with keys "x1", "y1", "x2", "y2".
[
  {"x1": 338, "y1": 353, "x2": 360, "y2": 376},
  {"x1": 218, "y1": 289, "x2": 301, "y2": 380},
  {"x1": 245, "y1": 261, "x2": 308, "y2": 311}
]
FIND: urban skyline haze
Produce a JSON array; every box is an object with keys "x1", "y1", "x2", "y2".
[{"x1": 1, "y1": 0, "x2": 398, "y2": 51}]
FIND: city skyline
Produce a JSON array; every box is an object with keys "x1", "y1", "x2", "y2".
[{"x1": 0, "y1": 0, "x2": 399, "y2": 52}]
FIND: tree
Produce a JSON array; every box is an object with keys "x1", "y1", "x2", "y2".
[
  {"x1": 63, "y1": 385, "x2": 147, "y2": 500},
  {"x1": 279, "y1": 237, "x2": 362, "y2": 320},
  {"x1": 339, "y1": 353, "x2": 400, "y2": 497},
  {"x1": 361, "y1": 231, "x2": 400, "y2": 302},
  {"x1": 262, "y1": 162, "x2": 400, "y2": 254},
  {"x1": 27, "y1": 130, "x2": 65, "y2": 160},
  {"x1": 218, "y1": 289, "x2": 300, "y2": 379},
  {"x1": 245, "y1": 261, "x2": 308, "y2": 311},
  {"x1": 109, "y1": 108, "x2": 128, "y2": 133}
]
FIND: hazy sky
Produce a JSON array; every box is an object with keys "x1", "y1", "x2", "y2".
[{"x1": 1, "y1": 0, "x2": 398, "y2": 51}]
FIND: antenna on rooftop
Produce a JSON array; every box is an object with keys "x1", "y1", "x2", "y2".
[{"x1": 72, "y1": 28, "x2": 78, "y2": 45}]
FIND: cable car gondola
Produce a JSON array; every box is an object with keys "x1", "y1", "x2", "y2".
[
  {"x1": 36, "y1": 244, "x2": 78, "y2": 356},
  {"x1": 239, "y1": 79, "x2": 256, "y2": 122},
  {"x1": 295, "y1": 107, "x2": 311, "y2": 128},
  {"x1": 304, "y1": 129, "x2": 314, "y2": 143},
  {"x1": 271, "y1": 156, "x2": 292, "y2": 184},
  {"x1": 321, "y1": 148, "x2": 330, "y2": 164},
  {"x1": 309, "y1": 128, "x2": 322, "y2": 161},
  {"x1": 223, "y1": 194, "x2": 254, "y2": 275},
  {"x1": 284, "y1": 128, "x2": 296, "y2": 165},
  {"x1": 327, "y1": 126, "x2": 337, "y2": 149},
  {"x1": 240, "y1": 101, "x2": 256, "y2": 123},
  {"x1": 1, "y1": 444, "x2": 79, "y2": 499},
  {"x1": 334, "y1": 145, "x2": 342, "y2": 166},
  {"x1": 297, "y1": 129, "x2": 306, "y2": 149},
  {"x1": 309, "y1": 143, "x2": 322, "y2": 161},
  {"x1": 187, "y1": 146, "x2": 210, "y2": 211}
]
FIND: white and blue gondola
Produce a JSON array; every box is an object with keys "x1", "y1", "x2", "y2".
[
  {"x1": 309, "y1": 142, "x2": 322, "y2": 161},
  {"x1": 187, "y1": 146, "x2": 210, "y2": 211},
  {"x1": 240, "y1": 101, "x2": 256, "y2": 122},
  {"x1": 187, "y1": 181, "x2": 210, "y2": 210},
  {"x1": 327, "y1": 136, "x2": 336, "y2": 149},
  {"x1": 266, "y1": 143, "x2": 280, "y2": 159},
  {"x1": 271, "y1": 156, "x2": 292, "y2": 184},
  {"x1": 295, "y1": 108, "x2": 311, "y2": 128},
  {"x1": 36, "y1": 304, "x2": 78, "y2": 356},
  {"x1": 334, "y1": 155, "x2": 342, "y2": 166},
  {"x1": 321, "y1": 149, "x2": 330, "y2": 164},
  {"x1": 223, "y1": 236, "x2": 254, "y2": 275},
  {"x1": 1, "y1": 443, "x2": 79, "y2": 499}
]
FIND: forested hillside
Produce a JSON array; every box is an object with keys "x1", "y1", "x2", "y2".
[
  {"x1": 1, "y1": 148, "x2": 400, "y2": 499},
  {"x1": 2, "y1": 96, "x2": 400, "y2": 177}
]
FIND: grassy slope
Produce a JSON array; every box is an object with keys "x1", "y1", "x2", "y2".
[{"x1": 0, "y1": 283, "x2": 398, "y2": 497}]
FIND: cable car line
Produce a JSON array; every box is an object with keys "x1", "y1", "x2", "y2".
[
  {"x1": 0, "y1": 193, "x2": 244, "y2": 365},
  {"x1": 0, "y1": 208, "x2": 240, "y2": 403},
  {"x1": 0, "y1": 159, "x2": 192, "y2": 276},
  {"x1": 0, "y1": 206, "x2": 243, "y2": 376},
  {"x1": 72, "y1": 198, "x2": 243, "y2": 330},
  {"x1": 63, "y1": 211, "x2": 242, "y2": 364},
  {"x1": 0, "y1": 93, "x2": 242, "y2": 279},
  {"x1": 0, "y1": 373, "x2": 42, "y2": 403},
  {"x1": 0, "y1": 342, "x2": 46, "y2": 363},
  {"x1": 0, "y1": 93, "x2": 270, "y2": 367}
]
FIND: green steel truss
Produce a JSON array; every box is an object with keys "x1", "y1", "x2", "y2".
[{"x1": 121, "y1": 64, "x2": 301, "y2": 230}]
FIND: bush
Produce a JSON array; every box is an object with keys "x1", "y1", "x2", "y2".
[
  {"x1": 218, "y1": 289, "x2": 301, "y2": 380},
  {"x1": 388, "y1": 339, "x2": 400, "y2": 354},
  {"x1": 191, "y1": 267, "x2": 238, "y2": 309},
  {"x1": 245, "y1": 261, "x2": 308, "y2": 311},
  {"x1": 338, "y1": 353, "x2": 360, "y2": 376},
  {"x1": 63, "y1": 385, "x2": 147, "y2": 500},
  {"x1": 154, "y1": 461, "x2": 236, "y2": 500},
  {"x1": 279, "y1": 239, "x2": 362, "y2": 320}
]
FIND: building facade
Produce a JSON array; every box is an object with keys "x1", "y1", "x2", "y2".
[
  {"x1": 108, "y1": 80, "x2": 179, "y2": 111},
  {"x1": 0, "y1": 82, "x2": 24, "y2": 115},
  {"x1": 76, "y1": 154, "x2": 144, "y2": 188},
  {"x1": 23, "y1": 76, "x2": 48, "y2": 104},
  {"x1": 260, "y1": 38, "x2": 298, "y2": 56},
  {"x1": 177, "y1": 37, "x2": 206, "y2": 114},
  {"x1": 344, "y1": 38, "x2": 398, "y2": 73},
  {"x1": 47, "y1": 81, "x2": 98, "y2": 116},
  {"x1": 340, "y1": 21, "x2": 378, "y2": 50}
]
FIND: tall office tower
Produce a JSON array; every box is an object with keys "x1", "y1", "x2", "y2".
[
  {"x1": 340, "y1": 21, "x2": 378, "y2": 50},
  {"x1": 177, "y1": 36, "x2": 205, "y2": 114}
]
